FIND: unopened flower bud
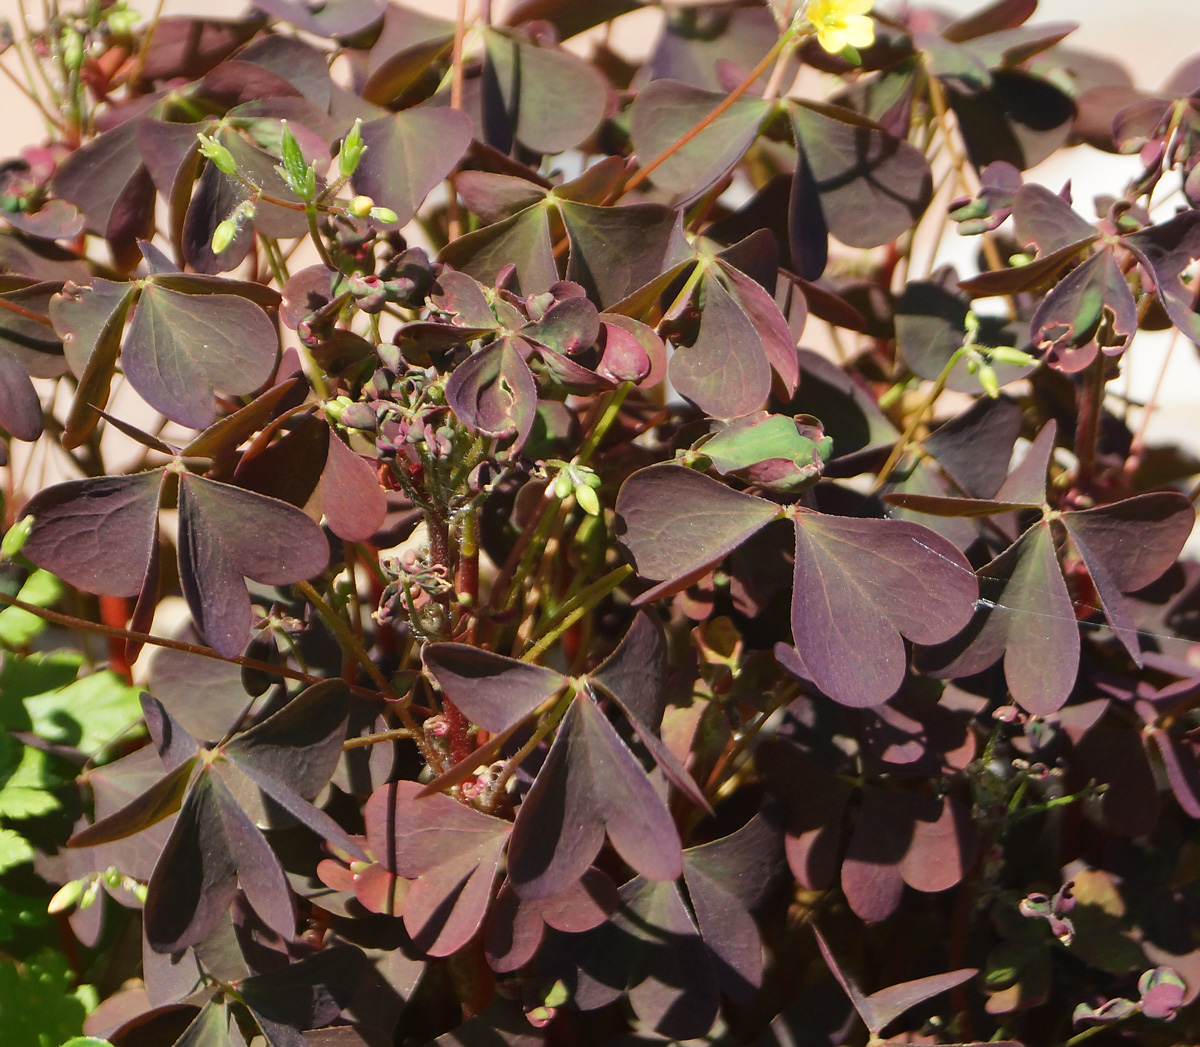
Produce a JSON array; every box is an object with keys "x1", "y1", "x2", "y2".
[
  {"x1": 1, "y1": 515, "x2": 33, "y2": 559},
  {"x1": 211, "y1": 218, "x2": 237, "y2": 254},
  {"x1": 197, "y1": 133, "x2": 236, "y2": 176},
  {"x1": 349, "y1": 195, "x2": 375, "y2": 219}
]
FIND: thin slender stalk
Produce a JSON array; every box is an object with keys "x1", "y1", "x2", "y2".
[
  {"x1": 619, "y1": 26, "x2": 797, "y2": 198},
  {"x1": 343, "y1": 726, "x2": 414, "y2": 749},
  {"x1": 297, "y1": 579, "x2": 394, "y2": 696},
  {"x1": 445, "y1": 0, "x2": 469, "y2": 241},
  {"x1": 1072, "y1": 353, "x2": 1107, "y2": 492},
  {"x1": 0, "y1": 589, "x2": 384, "y2": 700},
  {"x1": 520, "y1": 564, "x2": 632, "y2": 662},
  {"x1": 870, "y1": 346, "x2": 967, "y2": 492}
]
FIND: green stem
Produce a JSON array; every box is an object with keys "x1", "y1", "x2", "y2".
[
  {"x1": 870, "y1": 345, "x2": 967, "y2": 492},
  {"x1": 520, "y1": 564, "x2": 633, "y2": 663},
  {"x1": 297, "y1": 578, "x2": 436, "y2": 765},
  {"x1": 296, "y1": 579, "x2": 394, "y2": 696}
]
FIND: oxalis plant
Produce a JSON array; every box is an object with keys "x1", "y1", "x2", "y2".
[{"x1": 3, "y1": 0, "x2": 1200, "y2": 1044}]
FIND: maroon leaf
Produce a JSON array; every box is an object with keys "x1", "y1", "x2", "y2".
[
  {"x1": 670, "y1": 271, "x2": 773, "y2": 419},
  {"x1": 1123, "y1": 211, "x2": 1200, "y2": 346},
  {"x1": 629, "y1": 80, "x2": 769, "y2": 203},
  {"x1": 615, "y1": 464, "x2": 780, "y2": 604},
  {"x1": 786, "y1": 513, "x2": 978, "y2": 707},
  {"x1": 22, "y1": 471, "x2": 163, "y2": 597},
  {"x1": 485, "y1": 869, "x2": 617, "y2": 972},
  {"x1": 176, "y1": 473, "x2": 330, "y2": 658},
  {"x1": 444, "y1": 337, "x2": 538, "y2": 451},
  {"x1": 423, "y1": 644, "x2": 566, "y2": 734},
  {"x1": 681, "y1": 813, "x2": 784, "y2": 1001},
  {"x1": 352, "y1": 109, "x2": 473, "y2": 228},
  {"x1": 364, "y1": 781, "x2": 511, "y2": 956},
  {"x1": 67, "y1": 755, "x2": 196, "y2": 850},
  {"x1": 143, "y1": 770, "x2": 239, "y2": 953},
  {"x1": 814, "y1": 925, "x2": 976, "y2": 1036},
  {"x1": 790, "y1": 100, "x2": 933, "y2": 249},
  {"x1": 123, "y1": 283, "x2": 279, "y2": 431},
  {"x1": 480, "y1": 28, "x2": 608, "y2": 154},
  {"x1": 1032, "y1": 247, "x2": 1137, "y2": 371},
  {"x1": 317, "y1": 433, "x2": 387, "y2": 543},
  {"x1": 507, "y1": 689, "x2": 682, "y2": 898},
  {"x1": 922, "y1": 521, "x2": 1080, "y2": 716},
  {"x1": 1062, "y1": 493, "x2": 1194, "y2": 661}
]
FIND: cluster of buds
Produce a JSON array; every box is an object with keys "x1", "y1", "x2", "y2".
[
  {"x1": 49, "y1": 866, "x2": 147, "y2": 914},
  {"x1": 376, "y1": 547, "x2": 453, "y2": 637}
]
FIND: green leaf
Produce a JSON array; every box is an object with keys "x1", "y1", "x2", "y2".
[
  {"x1": 24, "y1": 667, "x2": 141, "y2": 755},
  {"x1": 0, "y1": 569, "x2": 61, "y2": 648},
  {"x1": 0, "y1": 949, "x2": 93, "y2": 1046},
  {"x1": 0, "y1": 826, "x2": 33, "y2": 872},
  {"x1": 0, "y1": 738, "x2": 59, "y2": 819}
]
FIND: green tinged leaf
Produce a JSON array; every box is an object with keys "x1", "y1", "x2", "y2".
[
  {"x1": 0, "y1": 827, "x2": 33, "y2": 872},
  {"x1": 0, "y1": 568, "x2": 61, "y2": 648},
  {"x1": 0, "y1": 736, "x2": 59, "y2": 819},
  {"x1": 0, "y1": 949, "x2": 94, "y2": 1046}
]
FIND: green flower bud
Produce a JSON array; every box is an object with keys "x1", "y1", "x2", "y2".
[
  {"x1": 61, "y1": 27, "x2": 85, "y2": 71},
  {"x1": 349, "y1": 195, "x2": 374, "y2": 219},
  {"x1": 47, "y1": 878, "x2": 85, "y2": 914},
  {"x1": 197, "y1": 133, "x2": 237, "y2": 176},
  {"x1": 553, "y1": 472, "x2": 574, "y2": 501},
  {"x1": 102, "y1": 866, "x2": 121, "y2": 889},
  {"x1": 988, "y1": 346, "x2": 1036, "y2": 367},
  {"x1": 79, "y1": 879, "x2": 101, "y2": 910},
  {"x1": 369, "y1": 206, "x2": 399, "y2": 225},
  {"x1": 1, "y1": 515, "x2": 34, "y2": 559},
  {"x1": 575, "y1": 483, "x2": 601, "y2": 517},
  {"x1": 978, "y1": 363, "x2": 1000, "y2": 398},
  {"x1": 337, "y1": 119, "x2": 366, "y2": 180},
  {"x1": 211, "y1": 218, "x2": 237, "y2": 255}
]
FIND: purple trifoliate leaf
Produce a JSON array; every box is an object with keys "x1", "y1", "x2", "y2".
[
  {"x1": 507, "y1": 690, "x2": 682, "y2": 898},
  {"x1": 669, "y1": 272, "x2": 772, "y2": 420},
  {"x1": 143, "y1": 770, "x2": 239, "y2": 953},
  {"x1": 444, "y1": 337, "x2": 538, "y2": 452},
  {"x1": 123, "y1": 283, "x2": 278, "y2": 431},
  {"x1": 629, "y1": 80, "x2": 769, "y2": 204},
  {"x1": 921, "y1": 521, "x2": 1079, "y2": 716},
  {"x1": 1062, "y1": 492, "x2": 1194, "y2": 662},
  {"x1": 211, "y1": 762, "x2": 297, "y2": 943},
  {"x1": 363, "y1": 781, "x2": 511, "y2": 956},
  {"x1": 786, "y1": 513, "x2": 978, "y2": 707},
  {"x1": 1032, "y1": 247, "x2": 1137, "y2": 371},
  {"x1": 1123, "y1": 211, "x2": 1200, "y2": 346},
  {"x1": 1012, "y1": 182, "x2": 1099, "y2": 256},
  {"x1": 317, "y1": 432, "x2": 386, "y2": 542},
  {"x1": 21, "y1": 470, "x2": 163, "y2": 597},
  {"x1": 615, "y1": 464, "x2": 780, "y2": 604},
  {"x1": 423, "y1": 644, "x2": 567, "y2": 734},
  {"x1": 791, "y1": 100, "x2": 933, "y2": 250},
  {"x1": 485, "y1": 869, "x2": 617, "y2": 973},
  {"x1": 176, "y1": 472, "x2": 330, "y2": 658},
  {"x1": 353, "y1": 108, "x2": 472, "y2": 227}
]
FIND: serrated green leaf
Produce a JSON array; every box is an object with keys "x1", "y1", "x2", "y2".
[
  {"x1": 0, "y1": 569, "x2": 62, "y2": 648},
  {"x1": 0, "y1": 741, "x2": 59, "y2": 819},
  {"x1": 0, "y1": 948, "x2": 93, "y2": 1045},
  {"x1": 0, "y1": 827, "x2": 33, "y2": 872},
  {"x1": 24, "y1": 668, "x2": 141, "y2": 755}
]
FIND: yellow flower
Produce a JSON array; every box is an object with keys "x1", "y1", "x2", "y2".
[{"x1": 804, "y1": 0, "x2": 875, "y2": 55}]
